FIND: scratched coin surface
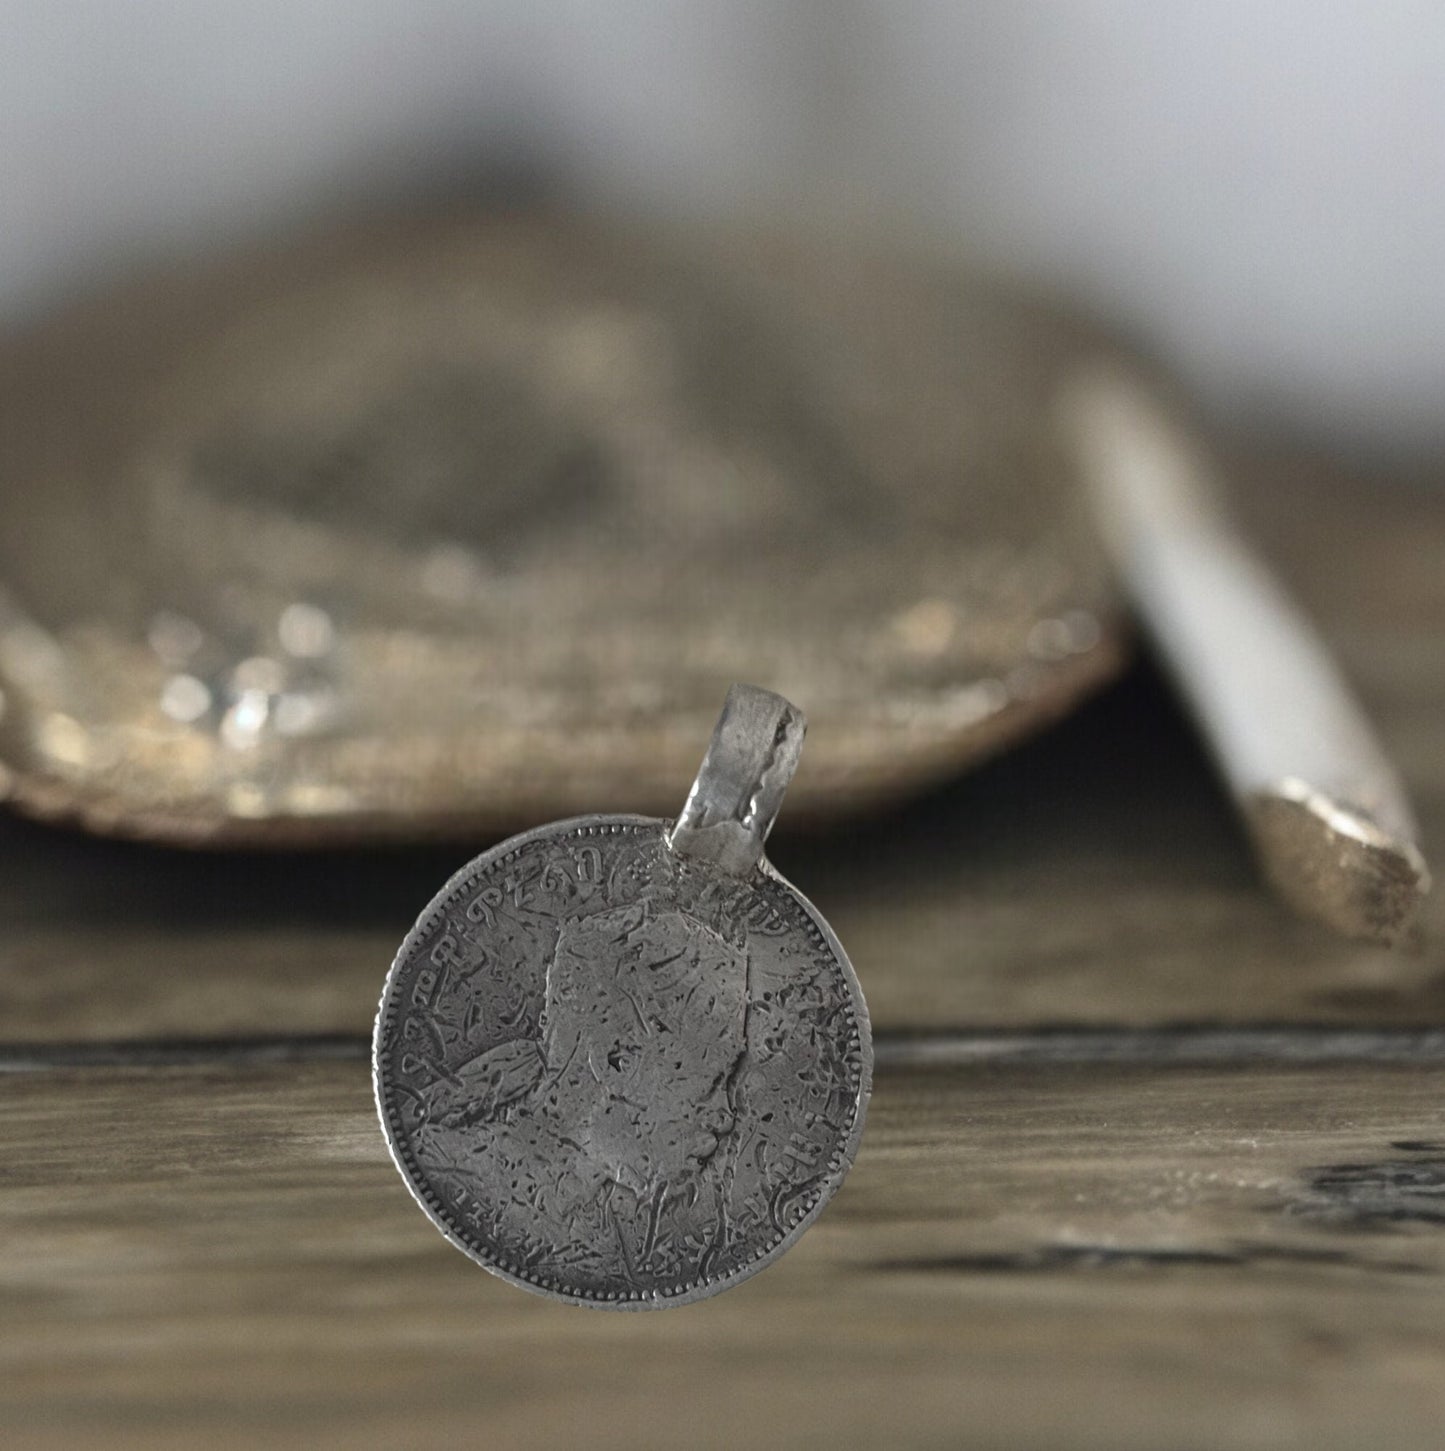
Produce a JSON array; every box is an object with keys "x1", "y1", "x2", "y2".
[
  {"x1": 374, "y1": 816, "x2": 871, "y2": 1307},
  {"x1": 0, "y1": 208, "x2": 1124, "y2": 844}
]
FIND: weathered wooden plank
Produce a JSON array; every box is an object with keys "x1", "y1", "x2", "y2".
[{"x1": 5, "y1": 1057, "x2": 1445, "y2": 1449}]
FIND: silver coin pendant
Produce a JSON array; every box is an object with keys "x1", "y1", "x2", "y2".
[{"x1": 373, "y1": 684, "x2": 872, "y2": 1307}]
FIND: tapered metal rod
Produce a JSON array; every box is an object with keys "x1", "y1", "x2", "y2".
[{"x1": 1060, "y1": 364, "x2": 1429, "y2": 945}]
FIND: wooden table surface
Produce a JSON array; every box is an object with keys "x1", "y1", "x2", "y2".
[{"x1": 3, "y1": 455, "x2": 1443, "y2": 1450}]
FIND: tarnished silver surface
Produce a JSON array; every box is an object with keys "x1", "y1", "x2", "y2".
[
  {"x1": 0, "y1": 210, "x2": 1122, "y2": 844},
  {"x1": 374, "y1": 687, "x2": 870, "y2": 1307},
  {"x1": 669, "y1": 683, "x2": 805, "y2": 877}
]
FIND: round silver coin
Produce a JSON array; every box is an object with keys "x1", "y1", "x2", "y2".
[{"x1": 373, "y1": 688, "x2": 871, "y2": 1308}]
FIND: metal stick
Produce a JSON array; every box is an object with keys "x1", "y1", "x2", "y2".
[{"x1": 1061, "y1": 364, "x2": 1429, "y2": 945}]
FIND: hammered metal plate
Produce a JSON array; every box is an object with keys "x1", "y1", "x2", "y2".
[{"x1": 0, "y1": 211, "x2": 1123, "y2": 844}]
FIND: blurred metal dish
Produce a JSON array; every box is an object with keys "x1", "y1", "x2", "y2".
[{"x1": 0, "y1": 210, "x2": 1123, "y2": 845}]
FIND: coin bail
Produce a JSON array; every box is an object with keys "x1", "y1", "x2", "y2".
[{"x1": 668, "y1": 684, "x2": 806, "y2": 878}]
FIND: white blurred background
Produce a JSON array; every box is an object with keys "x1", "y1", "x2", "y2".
[{"x1": 5, "y1": 1, "x2": 1443, "y2": 457}]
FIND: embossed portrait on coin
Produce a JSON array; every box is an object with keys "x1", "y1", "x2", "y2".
[{"x1": 420, "y1": 898, "x2": 750, "y2": 1283}]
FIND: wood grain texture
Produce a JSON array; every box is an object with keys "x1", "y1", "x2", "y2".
[
  {"x1": 6, "y1": 1058, "x2": 1445, "y2": 1451},
  {"x1": 0, "y1": 456, "x2": 1441, "y2": 1449}
]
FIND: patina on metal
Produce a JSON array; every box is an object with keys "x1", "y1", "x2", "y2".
[
  {"x1": 669, "y1": 684, "x2": 805, "y2": 876},
  {"x1": 373, "y1": 685, "x2": 871, "y2": 1307},
  {"x1": 0, "y1": 210, "x2": 1123, "y2": 844}
]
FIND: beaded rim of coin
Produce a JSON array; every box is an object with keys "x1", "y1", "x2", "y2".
[{"x1": 373, "y1": 685, "x2": 872, "y2": 1308}]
